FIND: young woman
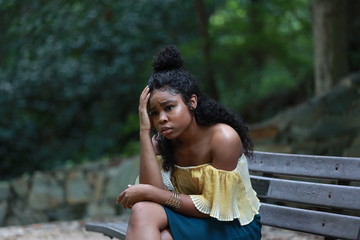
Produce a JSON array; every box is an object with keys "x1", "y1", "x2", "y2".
[{"x1": 117, "y1": 46, "x2": 261, "y2": 240}]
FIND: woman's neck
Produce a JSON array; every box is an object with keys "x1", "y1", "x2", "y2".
[{"x1": 175, "y1": 118, "x2": 207, "y2": 147}]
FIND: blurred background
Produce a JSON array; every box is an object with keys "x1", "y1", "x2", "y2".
[
  {"x1": 1, "y1": 0, "x2": 360, "y2": 179},
  {"x1": 0, "y1": 0, "x2": 360, "y2": 228}
]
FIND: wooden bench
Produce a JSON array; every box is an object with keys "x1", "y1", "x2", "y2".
[{"x1": 85, "y1": 151, "x2": 360, "y2": 240}]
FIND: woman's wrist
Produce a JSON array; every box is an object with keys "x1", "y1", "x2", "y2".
[
  {"x1": 143, "y1": 184, "x2": 159, "y2": 201},
  {"x1": 144, "y1": 185, "x2": 169, "y2": 203},
  {"x1": 139, "y1": 129, "x2": 151, "y2": 136}
]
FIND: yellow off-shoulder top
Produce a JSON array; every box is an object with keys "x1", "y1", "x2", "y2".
[{"x1": 156, "y1": 154, "x2": 261, "y2": 226}]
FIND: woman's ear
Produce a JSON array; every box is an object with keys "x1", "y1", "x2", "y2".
[{"x1": 189, "y1": 94, "x2": 197, "y2": 110}]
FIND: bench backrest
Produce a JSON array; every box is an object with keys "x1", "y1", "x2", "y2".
[
  {"x1": 249, "y1": 151, "x2": 360, "y2": 240},
  {"x1": 85, "y1": 151, "x2": 360, "y2": 240}
]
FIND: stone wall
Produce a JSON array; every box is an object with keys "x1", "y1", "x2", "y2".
[
  {"x1": 250, "y1": 72, "x2": 360, "y2": 157},
  {"x1": 0, "y1": 156, "x2": 140, "y2": 227}
]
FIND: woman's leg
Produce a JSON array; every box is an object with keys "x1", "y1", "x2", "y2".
[
  {"x1": 160, "y1": 229, "x2": 173, "y2": 240},
  {"x1": 126, "y1": 201, "x2": 172, "y2": 240}
]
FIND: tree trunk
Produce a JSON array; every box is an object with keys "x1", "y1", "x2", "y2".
[
  {"x1": 312, "y1": 0, "x2": 349, "y2": 96},
  {"x1": 346, "y1": 0, "x2": 360, "y2": 72},
  {"x1": 249, "y1": 0, "x2": 266, "y2": 69},
  {"x1": 194, "y1": 0, "x2": 219, "y2": 100}
]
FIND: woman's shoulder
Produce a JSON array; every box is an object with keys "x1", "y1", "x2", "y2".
[
  {"x1": 210, "y1": 123, "x2": 239, "y2": 142},
  {"x1": 209, "y1": 123, "x2": 243, "y2": 171}
]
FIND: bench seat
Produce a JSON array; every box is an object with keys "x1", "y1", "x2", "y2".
[{"x1": 85, "y1": 151, "x2": 360, "y2": 240}]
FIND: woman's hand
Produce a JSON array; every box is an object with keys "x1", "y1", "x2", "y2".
[
  {"x1": 116, "y1": 184, "x2": 151, "y2": 209},
  {"x1": 139, "y1": 86, "x2": 151, "y2": 132}
]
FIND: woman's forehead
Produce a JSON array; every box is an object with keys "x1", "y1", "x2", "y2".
[{"x1": 149, "y1": 90, "x2": 181, "y2": 105}]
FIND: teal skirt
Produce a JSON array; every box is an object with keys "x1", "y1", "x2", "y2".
[{"x1": 163, "y1": 207, "x2": 261, "y2": 240}]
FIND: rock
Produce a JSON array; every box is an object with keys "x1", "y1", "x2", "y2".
[
  {"x1": 344, "y1": 135, "x2": 360, "y2": 157},
  {"x1": 66, "y1": 171, "x2": 92, "y2": 205},
  {"x1": 11, "y1": 176, "x2": 29, "y2": 198},
  {"x1": 10, "y1": 200, "x2": 48, "y2": 225},
  {"x1": 1, "y1": 157, "x2": 140, "y2": 226},
  {"x1": 0, "y1": 201, "x2": 8, "y2": 226},
  {"x1": 254, "y1": 143, "x2": 291, "y2": 153},
  {"x1": 93, "y1": 173, "x2": 105, "y2": 202},
  {"x1": 251, "y1": 73, "x2": 360, "y2": 156},
  {"x1": 86, "y1": 202, "x2": 116, "y2": 218},
  {"x1": 250, "y1": 125, "x2": 279, "y2": 144},
  {"x1": 28, "y1": 172, "x2": 64, "y2": 210},
  {"x1": 46, "y1": 205, "x2": 87, "y2": 221},
  {"x1": 0, "y1": 182, "x2": 11, "y2": 201},
  {"x1": 54, "y1": 170, "x2": 66, "y2": 182},
  {"x1": 105, "y1": 156, "x2": 139, "y2": 200}
]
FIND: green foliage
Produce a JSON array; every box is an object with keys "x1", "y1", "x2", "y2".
[
  {"x1": 209, "y1": 0, "x2": 313, "y2": 120},
  {"x1": 0, "y1": 0, "x2": 199, "y2": 179},
  {"x1": 0, "y1": 0, "x2": 316, "y2": 179}
]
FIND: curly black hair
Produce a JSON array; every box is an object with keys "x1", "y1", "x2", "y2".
[{"x1": 148, "y1": 45, "x2": 253, "y2": 171}]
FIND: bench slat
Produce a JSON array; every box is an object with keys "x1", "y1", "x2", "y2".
[
  {"x1": 85, "y1": 222, "x2": 127, "y2": 239},
  {"x1": 250, "y1": 151, "x2": 360, "y2": 181},
  {"x1": 260, "y1": 203, "x2": 360, "y2": 240},
  {"x1": 251, "y1": 176, "x2": 360, "y2": 210}
]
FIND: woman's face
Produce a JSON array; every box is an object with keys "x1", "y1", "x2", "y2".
[{"x1": 148, "y1": 89, "x2": 196, "y2": 139}]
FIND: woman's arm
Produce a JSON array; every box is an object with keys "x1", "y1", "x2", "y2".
[
  {"x1": 138, "y1": 86, "x2": 165, "y2": 189},
  {"x1": 118, "y1": 184, "x2": 209, "y2": 218}
]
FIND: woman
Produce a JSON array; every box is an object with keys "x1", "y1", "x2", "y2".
[{"x1": 117, "y1": 45, "x2": 261, "y2": 240}]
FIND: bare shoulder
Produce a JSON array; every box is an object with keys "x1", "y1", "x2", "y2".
[
  {"x1": 211, "y1": 123, "x2": 240, "y2": 142},
  {"x1": 210, "y1": 123, "x2": 243, "y2": 171}
]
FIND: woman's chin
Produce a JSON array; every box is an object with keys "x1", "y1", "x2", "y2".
[{"x1": 162, "y1": 132, "x2": 176, "y2": 139}]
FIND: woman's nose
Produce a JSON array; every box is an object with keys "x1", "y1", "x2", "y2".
[{"x1": 159, "y1": 111, "x2": 168, "y2": 123}]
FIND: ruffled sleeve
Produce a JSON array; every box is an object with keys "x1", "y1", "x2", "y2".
[
  {"x1": 183, "y1": 156, "x2": 260, "y2": 224},
  {"x1": 156, "y1": 156, "x2": 175, "y2": 191}
]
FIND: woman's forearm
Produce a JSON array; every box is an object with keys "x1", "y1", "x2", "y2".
[
  {"x1": 139, "y1": 130, "x2": 165, "y2": 189},
  {"x1": 146, "y1": 185, "x2": 209, "y2": 218}
]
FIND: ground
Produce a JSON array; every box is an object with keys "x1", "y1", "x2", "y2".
[{"x1": 0, "y1": 215, "x2": 323, "y2": 240}]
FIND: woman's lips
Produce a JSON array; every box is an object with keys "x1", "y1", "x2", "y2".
[{"x1": 161, "y1": 127, "x2": 173, "y2": 136}]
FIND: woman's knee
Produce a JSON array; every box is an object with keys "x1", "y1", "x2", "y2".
[
  {"x1": 130, "y1": 202, "x2": 156, "y2": 219},
  {"x1": 129, "y1": 202, "x2": 167, "y2": 229}
]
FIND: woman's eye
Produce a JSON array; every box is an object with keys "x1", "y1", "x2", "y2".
[
  {"x1": 165, "y1": 105, "x2": 174, "y2": 111},
  {"x1": 149, "y1": 111, "x2": 158, "y2": 116}
]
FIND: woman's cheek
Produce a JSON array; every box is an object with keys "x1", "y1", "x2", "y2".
[{"x1": 151, "y1": 118, "x2": 159, "y2": 131}]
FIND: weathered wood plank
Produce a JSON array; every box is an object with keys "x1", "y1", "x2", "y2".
[
  {"x1": 85, "y1": 222, "x2": 127, "y2": 239},
  {"x1": 251, "y1": 176, "x2": 360, "y2": 210},
  {"x1": 260, "y1": 203, "x2": 360, "y2": 240},
  {"x1": 249, "y1": 151, "x2": 360, "y2": 181}
]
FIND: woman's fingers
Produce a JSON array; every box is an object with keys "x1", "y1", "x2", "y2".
[
  {"x1": 117, "y1": 192, "x2": 130, "y2": 208},
  {"x1": 116, "y1": 185, "x2": 135, "y2": 208},
  {"x1": 139, "y1": 86, "x2": 152, "y2": 131},
  {"x1": 139, "y1": 86, "x2": 150, "y2": 103},
  {"x1": 140, "y1": 87, "x2": 150, "y2": 106},
  {"x1": 116, "y1": 191, "x2": 125, "y2": 205},
  {"x1": 117, "y1": 184, "x2": 152, "y2": 209}
]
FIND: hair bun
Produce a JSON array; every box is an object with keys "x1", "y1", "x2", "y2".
[{"x1": 152, "y1": 45, "x2": 183, "y2": 72}]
